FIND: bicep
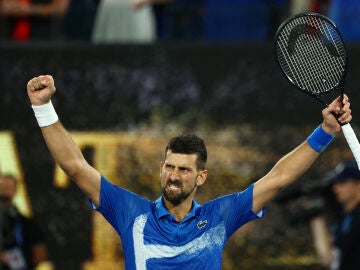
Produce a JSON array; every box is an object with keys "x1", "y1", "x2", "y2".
[
  {"x1": 252, "y1": 173, "x2": 281, "y2": 214},
  {"x1": 72, "y1": 162, "x2": 101, "y2": 206}
]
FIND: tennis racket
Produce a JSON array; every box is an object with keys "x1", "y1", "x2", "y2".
[{"x1": 275, "y1": 12, "x2": 360, "y2": 168}]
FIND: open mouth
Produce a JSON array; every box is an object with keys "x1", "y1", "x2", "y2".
[
  {"x1": 165, "y1": 181, "x2": 183, "y2": 192},
  {"x1": 167, "y1": 184, "x2": 181, "y2": 191}
]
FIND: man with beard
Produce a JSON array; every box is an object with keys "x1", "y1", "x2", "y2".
[{"x1": 26, "y1": 75, "x2": 352, "y2": 270}]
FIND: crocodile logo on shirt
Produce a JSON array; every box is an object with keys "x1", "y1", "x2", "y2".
[{"x1": 197, "y1": 220, "x2": 208, "y2": 229}]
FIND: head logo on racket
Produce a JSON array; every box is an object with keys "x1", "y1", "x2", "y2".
[{"x1": 275, "y1": 12, "x2": 360, "y2": 168}]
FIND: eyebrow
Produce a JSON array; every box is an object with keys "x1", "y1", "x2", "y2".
[{"x1": 164, "y1": 163, "x2": 192, "y2": 171}]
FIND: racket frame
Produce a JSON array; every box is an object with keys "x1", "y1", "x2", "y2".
[{"x1": 274, "y1": 12, "x2": 348, "y2": 107}]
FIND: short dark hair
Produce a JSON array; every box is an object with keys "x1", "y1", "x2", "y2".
[{"x1": 164, "y1": 134, "x2": 207, "y2": 170}]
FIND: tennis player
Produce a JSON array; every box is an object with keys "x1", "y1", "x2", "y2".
[{"x1": 27, "y1": 75, "x2": 352, "y2": 269}]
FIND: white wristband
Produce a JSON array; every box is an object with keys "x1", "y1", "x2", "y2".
[{"x1": 31, "y1": 101, "x2": 59, "y2": 127}]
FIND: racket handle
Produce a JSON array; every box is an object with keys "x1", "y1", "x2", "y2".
[{"x1": 341, "y1": 123, "x2": 360, "y2": 170}]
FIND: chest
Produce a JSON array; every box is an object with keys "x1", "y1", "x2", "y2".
[
  {"x1": 129, "y1": 214, "x2": 226, "y2": 269},
  {"x1": 132, "y1": 213, "x2": 226, "y2": 249}
]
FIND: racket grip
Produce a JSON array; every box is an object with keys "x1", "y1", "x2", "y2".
[{"x1": 341, "y1": 123, "x2": 360, "y2": 170}]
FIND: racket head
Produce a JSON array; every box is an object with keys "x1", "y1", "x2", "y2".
[{"x1": 275, "y1": 12, "x2": 347, "y2": 101}]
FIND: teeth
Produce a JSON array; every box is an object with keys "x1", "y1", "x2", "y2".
[{"x1": 168, "y1": 184, "x2": 180, "y2": 190}]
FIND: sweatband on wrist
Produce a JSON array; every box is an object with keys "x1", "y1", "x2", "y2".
[
  {"x1": 31, "y1": 101, "x2": 59, "y2": 127},
  {"x1": 307, "y1": 125, "x2": 335, "y2": 153}
]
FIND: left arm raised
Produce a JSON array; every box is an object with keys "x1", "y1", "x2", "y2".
[{"x1": 252, "y1": 95, "x2": 352, "y2": 213}]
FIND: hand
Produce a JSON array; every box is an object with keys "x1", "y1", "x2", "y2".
[
  {"x1": 131, "y1": 0, "x2": 148, "y2": 10},
  {"x1": 27, "y1": 75, "x2": 56, "y2": 106},
  {"x1": 321, "y1": 95, "x2": 352, "y2": 135}
]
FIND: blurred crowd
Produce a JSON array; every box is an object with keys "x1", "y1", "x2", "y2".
[{"x1": 0, "y1": 0, "x2": 359, "y2": 44}]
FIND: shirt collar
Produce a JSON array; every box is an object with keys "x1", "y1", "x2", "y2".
[{"x1": 155, "y1": 196, "x2": 200, "y2": 222}]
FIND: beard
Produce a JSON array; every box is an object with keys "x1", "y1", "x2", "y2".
[{"x1": 162, "y1": 180, "x2": 197, "y2": 206}]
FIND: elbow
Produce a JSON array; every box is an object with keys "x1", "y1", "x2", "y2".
[
  {"x1": 61, "y1": 158, "x2": 89, "y2": 180},
  {"x1": 267, "y1": 170, "x2": 291, "y2": 191}
]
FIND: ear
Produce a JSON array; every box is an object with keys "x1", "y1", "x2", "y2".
[{"x1": 196, "y1": 170, "x2": 208, "y2": 186}]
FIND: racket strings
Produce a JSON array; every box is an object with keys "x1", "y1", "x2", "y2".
[{"x1": 276, "y1": 15, "x2": 346, "y2": 96}]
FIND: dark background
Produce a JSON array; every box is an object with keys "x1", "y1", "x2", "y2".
[{"x1": 1, "y1": 42, "x2": 360, "y2": 269}]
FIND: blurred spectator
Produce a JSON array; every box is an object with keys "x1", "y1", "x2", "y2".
[
  {"x1": 328, "y1": 0, "x2": 360, "y2": 42},
  {"x1": 310, "y1": 161, "x2": 360, "y2": 269},
  {"x1": 92, "y1": 0, "x2": 172, "y2": 44},
  {"x1": 63, "y1": 0, "x2": 98, "y2": 41},
  {"x1": 204, "y1": 0, "x2": 273, "y2": 42},
  {"x1": 155, "y1": 0, "x2": 204, "y2": 41},
  {"x1": 0, "y1": 174, "x2": 51, "y2": 270},
  {"x1": 290, "y1": 0, "x2": 329, "y2": 15},
  {"x1": 0, "y1": 0, "x2": 69, "y2": 41}
]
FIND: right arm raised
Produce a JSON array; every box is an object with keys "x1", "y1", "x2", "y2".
[{"x1": 27, "y1": 75, "x2": 101, "y2": 206}]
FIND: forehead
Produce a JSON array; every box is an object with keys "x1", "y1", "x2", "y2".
[{"x1": 164, "y1": 151, "x2": 198, "y2": 166}]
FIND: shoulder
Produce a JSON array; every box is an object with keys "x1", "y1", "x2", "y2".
[
  {"x1": 100, "y1": 175, "x2": 149, "y2": 202},
  {"x1": 205, "y1": 184, "x2": 255, "y2": 207},
  {"x1": 200, "y1": 184, "x2": 258, "y2": 221},
  {"x1": 97, "y1": 175, "x2": 152, "y2": 213}
]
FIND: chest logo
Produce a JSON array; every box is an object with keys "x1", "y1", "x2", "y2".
[{"x1": 197, "y1": 220, "x2": 208, "y2": 229}]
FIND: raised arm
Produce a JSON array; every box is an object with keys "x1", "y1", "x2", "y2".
[
  {"x1": 27, "y1": 75, "x2": 101, "y2": 206},
  {"x1": 252, "y1": 95, "x2": 352, "y2": 213}
]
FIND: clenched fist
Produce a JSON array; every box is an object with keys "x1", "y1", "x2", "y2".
[{"x1": 27, "y1": 75, "x2": 56, "y2": 106}]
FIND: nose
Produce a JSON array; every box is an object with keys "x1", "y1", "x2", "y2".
[{"x1": 168, "y1": 168, "x2": 180, "y2": 180}]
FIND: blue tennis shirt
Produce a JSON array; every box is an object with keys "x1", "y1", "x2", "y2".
[{"x1": 92, "y1": 175, "x2": 264, "y2": 270}]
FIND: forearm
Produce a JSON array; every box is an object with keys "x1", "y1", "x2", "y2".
[
  {"x1": 262, "y1": 142, "x2": 319, "y2": 191},
  {"x1": 41, "y1": 121, "x2": 87, "y2": 179},
  {"x1": 253, "y1": 141, "x2": 319, "y2": 212},
  {"x1": 272, "y1": 141, "x2": 320, "y2": 186},
  {"x1": 310, "y1": 216, "x2": 332, "y2": 267},
  {"x1": 271, "y1": 123, "x2": 336, "y2": 185}
]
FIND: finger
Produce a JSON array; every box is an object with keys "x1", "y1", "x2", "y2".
[
  {"x1": 27, "y1": 76, "x2": 47, "y2": 92},
  {"x1": 338, "y1": 100, "x2": 351, "y2": 122},
  {"x1": 339, "y1": 98, "x2": 350, "y2": 113},
  {"x1": 27, "y1": 78, "x2": 39, "y2": 92},
  {"x1": 39, "y1": 75, "x2": 52, "y2": 86},
  {"x1": 339, "y1": 113, "x2": 352, "y2": 124},
  {"x1": 326, "y1": 102, "x2": 341, "y2": 115},
  {"x1": 34, "y1": 77, "x2": 47, "y2": 90},
  {"x1": 342, "y1": 100, "x2": 351, "y2": 111}
]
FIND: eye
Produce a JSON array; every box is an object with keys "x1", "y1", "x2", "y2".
[
  {"x1": 179, "y1": 167, "x2": 191, "y2": 174},
  {"x1": 165, "y1": 164, "x2": 175, "y2": 171}
]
